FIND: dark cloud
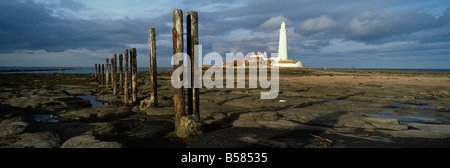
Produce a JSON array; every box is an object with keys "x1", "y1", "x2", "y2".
[
  {"x1": 1, "y1": 0, "x2": 449, "y2": 68},
  {"x1": 0, "y1": 0, "x2": 172, "y2": 54}
]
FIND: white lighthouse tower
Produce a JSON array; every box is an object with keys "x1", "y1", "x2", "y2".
[
  {"x1": 278, "y1": 21, "x2": 288, "y2": 61},
  {"x1": 272, "y1": 21, "x2": 303, "y2": 68}
]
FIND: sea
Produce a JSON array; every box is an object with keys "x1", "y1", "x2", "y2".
[
  {"x1": 334, "y1": 68, "x2": 450, "y2": 73},
  {"x1": 0, "y1": 67, "x2": 172, "y2": 74},
  {"x1": 0, "y1": 67, "x2": 449, "y2": 74}
]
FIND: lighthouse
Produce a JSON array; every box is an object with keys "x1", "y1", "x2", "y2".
[
  {"x1": 278, "y1": 21, "x2": 288, "y2": 61},
  {"x1": 272, "y1": 21, "x2": 303, "y2": 68}
]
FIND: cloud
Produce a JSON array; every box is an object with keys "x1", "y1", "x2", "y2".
[
  {"x1": 343, "y1": 8, "x2": 450, "y2": 44},
  {"x1": 59, "y1": 0, "x2": 86, "y2": 11},
  {"x1": 1, "y1": 0, "x2": 450, "y2": 68},
  {"x1": 258, "y1": 16, "x2": 292, "y2": 32},
  {"x1": 0, "y1": 0, "x2": 172, "y2": 53},
  {"x1": 295, "y1": 15, "x2": 337, "y2": 36}
]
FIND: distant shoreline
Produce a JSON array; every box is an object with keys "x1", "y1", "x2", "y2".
[
  {"x1": 0, "y1": 68, "x2": 79, "y2": 72},
  {"x1": 0, "y1": 66, "x2": 449, "y2": 74}
]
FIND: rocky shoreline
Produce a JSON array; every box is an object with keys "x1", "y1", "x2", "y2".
[{"x1": 1, "y1": 68, "x2": 449, "y2": 148}]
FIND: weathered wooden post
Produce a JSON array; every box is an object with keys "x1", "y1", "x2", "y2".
[
  {"x1": 173, "y1": 9, "x2": 185, "y2": 128},
  {"x1": 94, "y1": 64, "x2": 97, "y2": 80},
  {"x1": 131, "y1": 48, "x2": 138, "y2": 104},
  {"x1": 112, "y1": 54, "x2": 117, "y2": 95},
  {"x1": 97, "y1": 64, "x2": 101, "y2": 83},
  {"x1": 106, "y1": 58, "x2": 110, "y2": 90},
  {"x1": 119, "y1": 54, "x2": 123, "y2": 94},
  {"x1": 101, "y1": 64, "x2": 104, "y2": 85},
  {"x1": 124, "y1": 49, "x2": 129, "y2": 104},
  {"x1": 187, "y1": 11, "x2": 200, "y2": 119},
  {"x1": 149, "y1": 28, "x2": 158, "y2": 106}
]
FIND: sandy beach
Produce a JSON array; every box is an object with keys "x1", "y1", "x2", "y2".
[{"x1": 1, "y1": 68, "x2": 449, "y2": 148}]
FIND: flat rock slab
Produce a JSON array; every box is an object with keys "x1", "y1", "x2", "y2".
[
  {"x1": 0, "y1": 119, "x2": 28, "y2": 137},
  {"x1": 61, "y1": 135, "x2": 123, "y2": 148},
  {"x1": 3, "y1": 132, "x2": 61, "y2": 148},
  {"x1": 238, "y1": 112, "x2": 280, "y2": 121},
  {"x1": 362, "y1": 117, "x2": 399, "y2": 125},
  {"x1": 60, "y1": 106, "x2": 131, "y2": 119},
  {"x1": 232, "y1": 120, "x2": 326, "y2": 131},
  {"x1": 380, "y1": 123, "x2": 450, "y2": 138}
]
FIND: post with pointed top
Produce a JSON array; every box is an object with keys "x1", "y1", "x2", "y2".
[
  {"x1": 149, "y1": 28, "x2": 158, "y2": 106},
  {"x1": 173, "y1": 9, "x2": 185, "y2": 128},
  {"x1": 119, "y1": 54, "x2": 123, "y2": 94},
  {"x1": 131, "y1": 48, "x2": 138, "y2": 104},
  {"x1": 187, "y1": 11, "x2": 199, "y2": 119},
  {"x1": 124, "y1": 49, "x2": 129, "y2": 104},
  {"x1": 106, "y1": 58, "x2": 110, "y2": 90}
]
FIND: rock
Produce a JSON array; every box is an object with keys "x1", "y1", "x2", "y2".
[
  {"x1": 88, "y1": 122, "x2": 117, "y2": 139},
  {"x1": 341, "y1": 119, "x2": 375, "y2": 129},
  {"x1": 238, "y1": 112, "x2": 279, "y2": 121},
  {"x1": 5, "y1": 132, "x2": 61, "y2": 148},
  {"x1": 60, "y1": 108, "x2": 96, "y2": 119},
  {"x1": 308, "y1": 117, "x2": 339, "y2": 127},
  {"x1": 60, "y1": 135, "x2": 123, "y2": 148},
  {"x1": 145, "y1": 107, "x2": 174, "y2": 116},
  {"x1": 0, "y1": 92, "x2": 15, "y2": 99},
  {"x1": 97, "y1": 106, "x2": 131, "y2": 118},
  {"x1": 408, "y1": 123, "x2": 450, "y2": 135},
  {"x1": 232, "y1": 120, "x2": 326, "y2": 131},
  {"x1": 0, "y1": 119, "x2": 28, "y2": 137},
  {"x1": 6, "y1": 94, "x2": 90, "y2": 112},
  {"x1": 47, "y1": 122, "x2": 117, "y2": 140},
  {"x1": 257, "y1": 120, "x2": 303, "y2": 129},
  {"x1": 369, "y1": 123, "x2": 408, "y2": 131},
  {"x1": 380, "y1": 123, "x2": 450, "y2": 138},
  {"x1": 362, "y1": 117, "x2": 399, "y2": 125},
  {"x1": 65, "y1": 89, "x2": 92, "y2": 95},
  {"x1": 232, "y1": 120, "x2": 262, "y2": 128},
  {"x1": 212, "y1": 112, "x2": 227, "y2": 120},
  {"x1": 176, "y1": 116, "x2": 202, "y2": 138},
  {"x1": 96, "y1": 94, "x2": 120, "y2": 102},
  {"x1": 139, "y1": 99, "x2": 157, "y2": 112},
  {"x1": 60, "y1": 106, "x2": 131, "y2": 119}
]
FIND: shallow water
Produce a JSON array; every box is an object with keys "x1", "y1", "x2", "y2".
[
  {"x1": 76, "y1": 95, "x2": 106, "y2": 107},
  {"x1": 390, "y1": 103, "x2": 450, "y2": 110},
  {"x1": 362, "y1": 111, "x2": 441, "y2": 124},
  {"x1": 32, "y1": 114, "x2": 59, "y2": 123}
]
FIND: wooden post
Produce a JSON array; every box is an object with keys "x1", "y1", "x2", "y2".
[
  {"x1": 131, "y1": 48, "x2": 138, "y2": 103},
  {"x1": 130, "y1": 48, "x2": 133, "y2": 98},
  {"x1": 149, "y1": 28, "x2": 158, "y2": 106},
  {"x1": 124, "y1": 49, "x2": 129, "y2": 104},
  {"x1": 101, "y1": 64, "x2": 104, "y2": 85},
  {"x1": 173, "y1": 9, "x2": 185, "y2": 128},
  {"x1": 187, "y1": 11, "x2": 200, "y2": 119},
  {"x1": 106, "y1": 58, "x2": 110, "y2": 90},
  {"x1": 97, "y1": 64, "x2": 101, "y2": 83},
  {"x1": 119, "y1": 54, "x2": 123, "y2": 94},
  {"x1": 94, "y1": 64, "x2": 97, "y2": 80},
  {"x1": 112, "y1": 54, "x2": 117, "y2": 95}
]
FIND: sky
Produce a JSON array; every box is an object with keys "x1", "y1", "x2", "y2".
[{"x1": 0, "y1": 0, "x2": 449, "y2": 69}]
